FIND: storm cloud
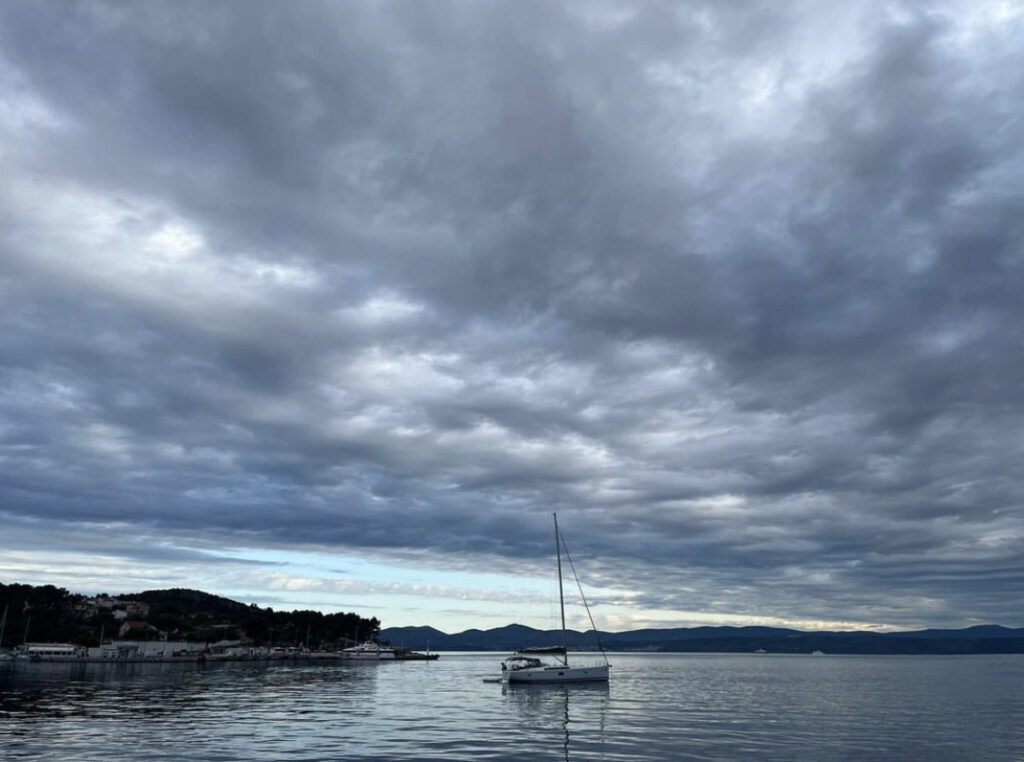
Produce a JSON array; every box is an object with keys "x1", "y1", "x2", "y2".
[{"x1": 1, "y1": 0, "x2": 1023, "y2": 629}]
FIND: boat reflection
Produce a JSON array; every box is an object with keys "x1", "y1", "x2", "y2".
[{"x1": 502, "y1": 681, "x2": 609, "y2": 760}]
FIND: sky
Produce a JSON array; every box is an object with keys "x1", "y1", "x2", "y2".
[{"x1": 2, "y1": 0, "x2": 1023, "y2": 634}]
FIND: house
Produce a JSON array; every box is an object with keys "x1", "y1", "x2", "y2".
[
  {"x1": 125, "y1": 601, "x2": 150, "y2": 617},
  {"x1": 119, "y1": 620, "x2": 159, "y2": 638},
  {"x1": 74, "y1": 600, "x2": 99, "y2": 619}
]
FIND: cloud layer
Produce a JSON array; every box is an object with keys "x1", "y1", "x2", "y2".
[{"x1": 2, "y1": 0, "x2": 1023, "y2": 629}]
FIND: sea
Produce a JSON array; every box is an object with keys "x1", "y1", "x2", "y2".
[{"x1": 2, "y1": 652, "x2": 1022, "y2": 761}]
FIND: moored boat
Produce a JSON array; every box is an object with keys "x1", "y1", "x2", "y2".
[
  {"x1": 499, "y1": 513, "x2": 610, "y2": 684},
  {"x1": 502, "y1": 648, "x2": 609, "y2": 683},
  {"x1": 15, "y1": 643, "x2": 87, "y2": 661},
  {"x1": 340, "y1": 641, "x2": 396, "y2": 660},
  {"x1": 394, "y1": 648, "x2": 439, "y2": 661}
]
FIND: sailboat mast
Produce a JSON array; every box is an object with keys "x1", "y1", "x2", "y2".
[{"x1": 554, "y1": 512, "x2": 567, "y2": 663}]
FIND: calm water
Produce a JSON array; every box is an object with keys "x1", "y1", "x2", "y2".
[{"x1": 1, "y1": 653, "x2": 1022, "y2": 760}]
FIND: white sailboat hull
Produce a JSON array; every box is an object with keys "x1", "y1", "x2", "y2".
[{"x1": 506, "y1": 664, "x2": 609, "y2": 684}]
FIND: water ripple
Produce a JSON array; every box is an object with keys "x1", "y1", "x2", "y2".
[{"x1": 2, "y1": 654, "x2": 1023, "y2": 760}]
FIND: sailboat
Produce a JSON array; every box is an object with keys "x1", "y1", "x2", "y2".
[{"x1": 499, "y1": 513, "x2": 610, "y2": 684}]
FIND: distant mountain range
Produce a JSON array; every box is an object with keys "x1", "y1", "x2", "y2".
[{"x1": 378, "y1": 623, "x2": 1024, "y2": 655}]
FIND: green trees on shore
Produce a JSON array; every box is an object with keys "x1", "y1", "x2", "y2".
[{"x1": 0, "y1": 583, "x2": 379, "y2": 648}]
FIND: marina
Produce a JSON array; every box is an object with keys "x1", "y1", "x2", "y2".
[{"x1": 9, "y1": 641, "x2": 436, "y2": 664}]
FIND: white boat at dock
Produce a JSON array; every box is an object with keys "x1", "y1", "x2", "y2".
[
  {"x1": 340, "y1": 641, "x2": 396, "y2": 660},
  {"x1": 15, "y1": 643, "x2": 88, "y2": 661}
]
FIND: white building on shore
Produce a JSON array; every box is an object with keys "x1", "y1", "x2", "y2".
[{"x1": 88, "y1": 640, "x2": 208, "y2": 659}]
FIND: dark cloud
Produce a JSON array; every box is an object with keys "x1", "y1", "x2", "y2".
[{"x1": 1, "y1": 0, "x2": 1022, "y2": 628}]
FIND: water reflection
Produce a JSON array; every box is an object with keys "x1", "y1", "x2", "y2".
[
  {"x1": 502, "y1": 682, "x2": 610, "y2": 760},
  {"x1": 3, "y1": 654, "x2": 1022, "y2": 761},
  {"x1": 0, "y1": 659, "x2": 381, "y2": 723}
]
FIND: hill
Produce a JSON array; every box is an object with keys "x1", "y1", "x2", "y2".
[
  {"x1": 378, "y1": 623, "x2": 1024, "y2": 655},
  {"x1": 0, "y1": 583, "x2": 379, "y2": 648},
  {"x1": 133, "y1": 588, "x2": 251, "y2": 614}
]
